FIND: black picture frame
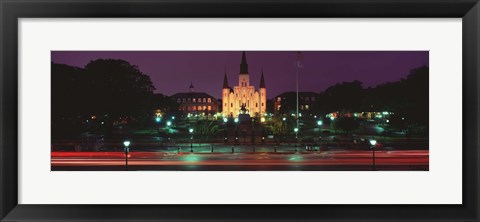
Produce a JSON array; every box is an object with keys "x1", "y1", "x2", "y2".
[{"x1": 1, "y1": 0, "x2": 479, "y2": 221}]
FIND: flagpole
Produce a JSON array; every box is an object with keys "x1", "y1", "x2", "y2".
[{"x1": 296, "y1": 53, "x2": 299, "y2": 149}]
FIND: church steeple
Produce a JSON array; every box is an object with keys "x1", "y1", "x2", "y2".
[
  {"x1": 260, "y1": 68, "x2": 266, "y2": 88},
  {"x1": 240, "y1": 51, "x2": 249, "y2": 74},
  {"x1": 189, "y1": 82, "x2": 194, "y2": 92},
  {"x1": 223, "y1": 67, "x2": 229, "y2": 89}
]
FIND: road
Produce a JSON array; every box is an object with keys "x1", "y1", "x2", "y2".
[{"x1": 51, "y1": 149, "x2": 428, "y2": 171}]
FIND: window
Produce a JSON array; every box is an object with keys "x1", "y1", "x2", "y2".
[
  {"x1": 256, "y1": 103, "x2": 258, "y2": 107},
  {"x1": 208, "y1": 98, "x2": 212, "y2": 103},
  {"x1": 208, "y1": 106, "x2": 211, "y2": 111},
  {"x1": 197, "y1": 106, "x2": 202, "y2": 111},
  {"x1": 225, "y1": 103, "x2": 227, "y2": 107},
  {"x1": 193, "y1": 98, "x2": 196, "y2": 102},
  {"x1": 231, "y1": 103, "x2": 233, "y2": 108},
  {"x1": 183, "y1": 98, "x2": 186, "y2": 102},
  {"x1": 203, "y1": 98, "x2": 206, "y2": 103},
  {"x1": 261, "y1": 103, "x2": 264, "y2": 107},
  {"x1": 305, "y1": 105, "x2": 310, "y2": 110},
  {"x1": 177, "y1": 98, "x2": 181, "y2": 103},
  {"x1": 277, "y1": 105, "x2": 281, "y2": 110},
  {"x1": 311, "y1": 97, "x2": 315, "y2": 101},
  {"x1": 277, "y1": 97, "x2": 281, "y2": 102}
]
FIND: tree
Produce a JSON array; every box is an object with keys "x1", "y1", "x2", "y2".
[
  {"x1": 52, "y1": 59, "x2": 157, "y2": 139},
  {"x1": 316, "y1": 80, "x2": 364, "y2": 114},
  {"x1": 195, "y1": 120, "x2": 221, "y2": 142},
  {"x1": 84, "y1": 59, "x2": 156, "y2": 119}
]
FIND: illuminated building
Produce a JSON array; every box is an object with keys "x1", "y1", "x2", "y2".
[
  {"x1": 171, "y1": 83, "x2": 220, "y2": 115},
  {"x1": 222, "y1": 52, "x2": 267, "y2": 117}
]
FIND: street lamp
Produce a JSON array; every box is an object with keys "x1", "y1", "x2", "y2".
[
  {"x1": 189, "y1": 128, "x2": 194, "y2": 152},
  {"x1": 123, "y1": 140, "x2": 131, "y2": 171},
  {"x1": 234, "y1": 117, "x2": 239, "y2": 145},
  {"x1": 223, "y1": 117, "x2": 228, "y2": 143},
  {"x1": 294, "y1": 127, "x2": 299, "y2": 151},
  {"x1": 370, "y1": 139, "x2": 377, "y2": 170},
  {"x1": 166, "y1": 121, "x2": 172, "y2": 127},
  {"x1": 155, "y1": 116, "x2": 161, "y2": 123},
  {"x1": 316, "y1": 120, "x2": 323, "y2": 144}
]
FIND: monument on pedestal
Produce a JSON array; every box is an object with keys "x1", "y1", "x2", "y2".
[{"x1": 238, "y1": 103, "x2": 251, "y2": 123}]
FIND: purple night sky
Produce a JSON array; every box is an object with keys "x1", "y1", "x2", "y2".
[{"x1": 51, "y1": 51, "x2": 428, "y2": 99}]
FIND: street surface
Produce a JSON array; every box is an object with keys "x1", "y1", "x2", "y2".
[{"x1": 51, "y1": 145, "x2": 428, "y2": 171}]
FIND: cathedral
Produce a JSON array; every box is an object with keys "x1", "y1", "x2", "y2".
[{"x1": 222, "y1": 52, "x2": 267, "y2": 117}]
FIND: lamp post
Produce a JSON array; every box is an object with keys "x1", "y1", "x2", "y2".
[
  {"x1": 294, "y1": 127, "x2": 299, "y2": 152},
  {"x1": 370, "y1": 139, "x2": 377, "y2": 170},
  {"x1": 223, "y1": 117, "x2": 228, "y2": 143},
  {"x1": 189, "y1": 128, "x2": 194, "y2": 152},
  {"x1": 123, "y1": 140, "x2": 130, "y2": 171},
  {"x1": 316, "y1": 120, "x2": 323, "y2": 144},
  {"x1": 234, "y1": 118, "x2": 239, "y2": 145}
]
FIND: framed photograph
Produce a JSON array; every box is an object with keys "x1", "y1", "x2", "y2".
[{"x1": 1, "y1": 0, "x2": 479, "y2": 221}]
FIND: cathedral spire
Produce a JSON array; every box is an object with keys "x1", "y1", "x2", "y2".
[
  {"x1": 240, "y1": 51, "x2": 249, "y2": 74},
  {"x1": 189, "y1": 82, "x2": 194, "y2": 92},
  {"x1": 260, "y1": 68, "x2": 266, "y2": 88},
  {"x1": 223, "y1": 66, "x2": 229, "y2": 89}
]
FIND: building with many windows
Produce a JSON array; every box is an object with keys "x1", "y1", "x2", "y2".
[
  {"x1": 171, "y1": 83, "x2": 220, "y2": 115},
  {"x1": 273, "y1": 91, "x2": 319, "y2": 115}
]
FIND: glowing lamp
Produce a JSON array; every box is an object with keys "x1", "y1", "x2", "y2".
[
  {"x1": 123, "y1": 140, "x2": 131, "y2": 147},
  {"x1": 369, "y1": 140, "x2": 377, "y2": 146}
]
